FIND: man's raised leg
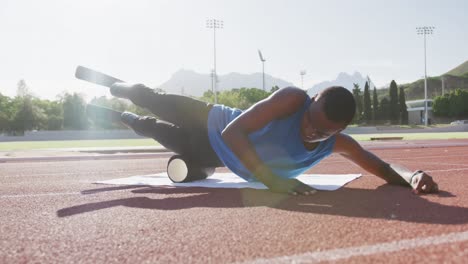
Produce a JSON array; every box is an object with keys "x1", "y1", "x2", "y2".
[{"x1": 109, "y1": 83, "x2": 212, "y2": 131}]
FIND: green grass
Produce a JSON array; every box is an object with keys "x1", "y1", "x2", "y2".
[
  {"x1": 1, "y1": 132, "x2": 467, "y2": 151},
  {"x1": 0, "y1": 139, "x2": 159, "y2": 151}
]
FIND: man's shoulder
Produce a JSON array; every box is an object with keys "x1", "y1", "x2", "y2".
[
  {"x1": 276, "y1": 86, "x2": 308, "y2": 98},
  {"x1": 271, "y1": 87, "x2": 309, "y2": 105},
  {"x1": 257, "y1": 87, "x2": 308, "y2": 118}
]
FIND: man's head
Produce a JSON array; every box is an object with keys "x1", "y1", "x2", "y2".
[{"x1": 301, "y1": 86, "x2": 356, "y2": 143}]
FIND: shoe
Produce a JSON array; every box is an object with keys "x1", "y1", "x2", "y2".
[{"x1": 120, "y1": 111, "x2": 140, "y2": 128}]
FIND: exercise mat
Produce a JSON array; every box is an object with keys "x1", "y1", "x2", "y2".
[{"x1": 96, "y1": 172, "x2": 361, "y2": 191}]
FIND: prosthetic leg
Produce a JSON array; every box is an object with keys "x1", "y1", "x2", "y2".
[
  {"x1": 78, "y1": 66, "x2": 216, "y2": 183},
  {"x1": 86, "y1": 104, "x2": 215, "y2": 183}
]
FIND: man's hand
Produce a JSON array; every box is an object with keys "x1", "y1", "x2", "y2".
[
  {"x1": 410, "y1": 171, "x2": 439, "y2": 194},
  {"x1": 268, "y1": 178, "x2": 317, "y2": 196}
]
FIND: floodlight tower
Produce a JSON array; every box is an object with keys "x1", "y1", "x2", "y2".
[
  {"x1": 300, "y1": 70, "x2": 306, "y2": 90},
  {"x1": 206, "y1": 19, "x2": 223, "y2": 103},
  {"x1": 258, "y1": 50, "x2": 266, "y2": 91},
  {"x1": 416, "y1": 26, "x2": 435, "y2": 126}
]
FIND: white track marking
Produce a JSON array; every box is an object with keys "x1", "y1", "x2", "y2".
[
  {"x1": 389, "y1": 155, "x2": 468, "y2": 163},
  {"x1": 0, "y1": 169, "x2": 157, "y2": 178},
  {"x1": 407, "y1": 161, "x2": 468, "y2": 168},
  {"x1": 427, "y1": 168, "x2": 468, "y2": 173},
  {"x1": 0, "y1": 153, "x2": 170, "y2": 163},
  {"x1": 0, "y1": 192, "x2": 80, "y2": 198},
  {"x1": 242, "y1": 231, "x2": 468, "y2": 264},
  {"x1": 429, "y1": 163, "x2": 468, "y2": 167},
  {"x1": 325, "y1": 153, "x2": 468, "y2": 165}
]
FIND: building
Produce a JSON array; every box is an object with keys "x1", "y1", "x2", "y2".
[{"x1": 406, "y1": 99, "x2": 434, "y2": 125}]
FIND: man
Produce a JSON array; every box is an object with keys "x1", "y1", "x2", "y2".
[{"x1": 107, "y1": 83, "x2": 438, "y2": 196}]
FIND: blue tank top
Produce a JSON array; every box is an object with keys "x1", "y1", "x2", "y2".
[{"x1": 207, "y1": 96, "x2": 336, "y2": 182}]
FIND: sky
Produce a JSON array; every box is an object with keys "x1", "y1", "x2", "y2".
[{"x1": 1, "y1": 0, "x2": 467, "y2": 101}]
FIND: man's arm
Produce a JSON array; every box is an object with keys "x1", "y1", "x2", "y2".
[
  {"x1": 221, "y1": 87, "x2": 315, "y2": 195},
  {"x1": 333, "y1": 133, "x2": 438, "y2": 194}
]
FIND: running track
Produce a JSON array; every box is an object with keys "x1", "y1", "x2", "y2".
[{"x1": 1, "y1": 140, "x2": 467, "y2": 263}]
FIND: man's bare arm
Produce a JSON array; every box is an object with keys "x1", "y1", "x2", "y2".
[
  {"x1": 333, "y1": 133, "x2": 438, "y2": 193},
  {"x1": 221, "y1": 87, "x2": 314, "y2": 194}
]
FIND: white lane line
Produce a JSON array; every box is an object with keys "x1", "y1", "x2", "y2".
[
  {"x1": 424, "y1": 162, "x2": 468, "y2": 168},
  {"x1": 0, "y1": 152, "x2": 170, "y2": 163},
  {"x1": 0, "y1": 192, "x2": 80, "y2": 198},
  {"x1": 0, "y1": 169, "x2": 157, "y2": 178},
  {"x1": 241, "y1": 231, "x2": 468, "y2": 264},
  {"x1": 427, "y1": 168, "x2": 468, "y2": 173}
]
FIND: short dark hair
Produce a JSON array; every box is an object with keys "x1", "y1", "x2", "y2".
[{"x1": 320, "y1": 86, "x2": 356, "y2": 124}]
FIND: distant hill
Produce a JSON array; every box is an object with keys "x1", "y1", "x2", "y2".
[
  {"x1": 156, "y1": 59, "x2": 468, "y2": 100},
  {"x1": 306, "y1": 72, "x2": 374, "y2": 96},
  {"x1": 156, "y1": 69, "x2": 294, "y2": 97},
  {"x1": 445, "y1": 60, "x2": 468, "y2": 77},
  {"x1": 377, "y1": 59, "x2": 468, "y2": 101}
]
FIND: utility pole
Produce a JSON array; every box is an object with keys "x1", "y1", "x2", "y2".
[
  {"x1": 416, "y1": 26, "x2": 434, "y2": 126},
  {"x1": 258, "y1": 50, "x2": 266, "y2": 91},
  {"x1": 206, "y1": 19, "x2": 223, "y2": 104},
  {"x1": 300, "y1": 70, "x2": 306, "y2": 90},
  {"x1": 210, "y1": 69, "x2": 215, "y2": 99},
  {"x1": 441, "y1": 75, "x2": 445, "y2": 95}
]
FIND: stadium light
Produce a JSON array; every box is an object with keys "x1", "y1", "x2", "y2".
[
  {"x1": 258, "y1": 50, "x2": 266, "y2": 91},
  {"x1": 416, "y1": 26, "x2": 435, "y2": 126},
  {"x1": 206, "y1": 19, "x2": 223, "y2": 103},
  {"x1": 300, "y1": 70, "x2": 306, "y2": 90}
]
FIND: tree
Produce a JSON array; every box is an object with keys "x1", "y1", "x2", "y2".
[
  {"x1": 238, "y1": 87, "x2": 270, "y2": 109},
  {"x1": 199, "y1": 87, "x2": 270, "y2": 110},
  {"x1": 16, "y1": 79, "x2": 31, "y2": 97},
  {"x1": 372, "y1": 87, "x2": 379, "y2": 123},
  {"x1": 0, "y1": 93, "x2": 12, "y2": 132},
  {"x1": 389, "y1": 80, "x2": 399, "y2": 124},
  {"x1": 11, "y1": 97, "x2": 34, "y2": 132},
  {"x1": 450, "y1": 89, "x2": 468, "y2": 117},
  {"x1": 35, "y1": 99, "x2": 63, "y2": 130},
  {"x1": 399, "y1": 87, "x2": 408, "y2": 124},
  {"x1": 9, "y1": 80, "x2": 46, "y2": 132},
  {"x1": 433, "y1": 94, "x2": 450, "y2": 117},
  {"x1": 363, "y1": 81, "x2": 372, "y2": 124},
  {"x1": 352, "y1": 83, "x2": 363, "y2": 123},
  {"x1": 62, "y1": 93, "x2": 88, "y2": 130},
  {"x1": 434, "y1": 89, "x2": 468, "y2": 118},
  {"x1": 379, "y1": 97, "x2": 390, "y2": 122}
]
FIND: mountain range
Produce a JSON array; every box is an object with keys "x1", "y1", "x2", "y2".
[
  {"x1": 306, "y1": 72, "x2": 374, "y2": 96},
  {"x1": 445, "y1": 60, "x2": 468, "y2": 77},
  {"x1": 381, "y1": 59, "x2": 468, "y2": 100},
  {"x1": 157, "y1": 69, "x2": 293, "y2": 96},
  {"x1": 154, "y1": 59, "x2": 468, "y2": 99}
]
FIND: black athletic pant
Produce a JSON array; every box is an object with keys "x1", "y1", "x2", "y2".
[{"x1": 125, "y1": 85, "x2": 224, "y2": 167}]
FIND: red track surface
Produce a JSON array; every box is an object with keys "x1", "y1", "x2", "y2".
[{"x1": 1, "y1": 141, "x2": 468, "y2": 263}]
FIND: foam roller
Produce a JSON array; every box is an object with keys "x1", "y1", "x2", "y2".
[{"x1": 167, "y1": 155, "x2": 215, "y2": 183}]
